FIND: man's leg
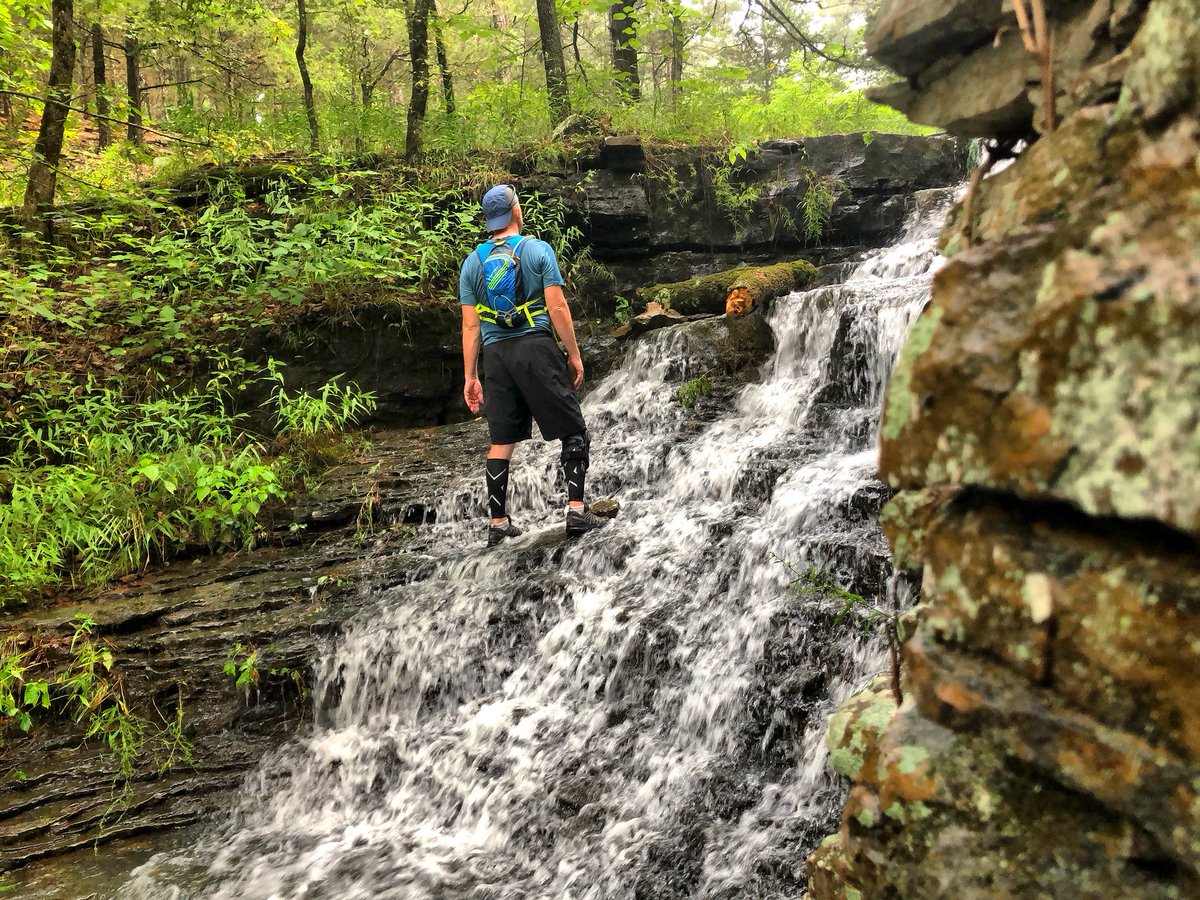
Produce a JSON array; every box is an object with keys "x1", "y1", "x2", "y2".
[
  {"x1": 560, "y1": 432, "x2": 588, "y2": 511},
  {"x1": 562, "y1": 431, "x2": 605, "y2": 536},
  {"x1": 487, "y1": 443, "x2": 516, "y2": 525}
]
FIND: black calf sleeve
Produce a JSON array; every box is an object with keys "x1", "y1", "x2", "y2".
[
  {"x1": 563, "y1": 460, "x2": 586, "y2": 503},
  {"x1": 560, "y1": 432, "x2": 589, "y2": 504},
  {"x1": 486, "y1": 458, "x2": 510, "y2": 520}
]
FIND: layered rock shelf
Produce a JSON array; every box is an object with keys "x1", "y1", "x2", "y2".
[
  {"x1": 0, "y1": 425, "x2": 477, "y2": 877},
  {"x1": 247, "y1": 133, "x2": 966, "y2": 430},
  {"x1": 809, "y1": 1, "x2": 1200, "y2": 896}
]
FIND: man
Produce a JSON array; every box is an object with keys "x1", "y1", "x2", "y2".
[{"x1": 459, "y1": 184, "x2": 608, "y2": 546}]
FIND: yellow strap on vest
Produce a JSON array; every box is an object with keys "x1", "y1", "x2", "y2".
[{"x1": 475, "y1": 298, "x2": 545, "y2": 327}]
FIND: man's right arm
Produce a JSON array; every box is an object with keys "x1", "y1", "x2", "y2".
[{"x1": 460, "y1": 263, "x2": 484, "y2": 414}]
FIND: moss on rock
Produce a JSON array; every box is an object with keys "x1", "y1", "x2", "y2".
[{"x1": 633, "y1": 259, "x2": 817, "y2": 317}]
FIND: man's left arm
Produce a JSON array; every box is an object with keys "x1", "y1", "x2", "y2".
[
  {"x1": 545, "y1": 285, "x2": 584, "y2": 388},
  {"x1": 535, "y1": 242, "x2": 584, "y2": 389}
]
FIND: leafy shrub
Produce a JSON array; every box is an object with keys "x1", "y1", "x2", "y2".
[
  {"x1": 0, "y1": 384, "x2": 288, "y2": 606},
  {"x1": 676, "y1": 373, "x2": 713, "y2": 409}
]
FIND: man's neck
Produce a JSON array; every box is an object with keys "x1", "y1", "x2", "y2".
[{"x1": 491, "y1": 225, "x2": 520, "y2": 240}]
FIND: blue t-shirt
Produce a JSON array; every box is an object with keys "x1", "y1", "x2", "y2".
[{"x1": 459, "y1": 236, "x2": 564, "y2": 346}]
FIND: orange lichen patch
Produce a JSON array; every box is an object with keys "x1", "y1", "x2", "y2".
[
  {"x1": 1055, "y1": 731, "x2": 1152, "y2": 793},
  {"x1": 934, "y1": 678, "x2": 983, "y2": 713},
  {"x1": 724, "y1": 286, "x2": 755, "y2": 318}
]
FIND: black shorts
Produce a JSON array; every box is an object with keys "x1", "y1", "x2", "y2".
[{"x1": 482, "y1": 331, "x2": 587, "y2": 444}]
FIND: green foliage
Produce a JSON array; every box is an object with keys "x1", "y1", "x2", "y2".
[
  {"x1": 268, "y1": 363, "x2": 376, "y2": 438},
  {"x1": 0, "y1": 614, "x2": 194, "y2": 807},
  {"x1": 781, "y1": 553, "x2": 906, "y2": 702},
  {"x1": 802, "y1": 173, "x2": 843, "y2": 241},
  {"x1": 223, "y1": 643, "x2": 260, "y2": 688},
  {"x1": 708, "y1": 157, "x2": 762, "y2": 235},
  {"x1": 224, "y1": 642, "x2": 307, "y2": 700},
  {"x1": 728, "y1": 56, "x2": 933, "y2": 142},
  {"x1": 788, "y1": 564, "x2": 881, "y2": 625},
  {"x1": 0, "y1": 382, "x2": 286, "y2": 606},
  {"x1": 614, "y1": 295, "x2": 632, "y2": 324},
  {"x1": 676, "y1": 373, "x2": 713, "y2": 409},
  {"x1": 0, "y1": 354, "x2": 376, "y2": 608},
  {"x1": 1, "y1": 0, "x2": 930, "y2": 207},
  {"x1": 966, "y1": 138, "x2": 985, "y2": 169}
]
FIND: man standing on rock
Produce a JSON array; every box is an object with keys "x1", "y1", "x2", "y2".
[{"x1": 459, "y1": 184, "x2": 608, "y2": 546}]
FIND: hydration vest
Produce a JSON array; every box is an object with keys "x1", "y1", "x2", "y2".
[{"x1": 474, "y1": 236, "x2": 545, "y2": 328}]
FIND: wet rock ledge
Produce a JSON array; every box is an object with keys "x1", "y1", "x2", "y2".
[{"x1": 809, "y1": 1, "x2": 1200, "y2": 897}]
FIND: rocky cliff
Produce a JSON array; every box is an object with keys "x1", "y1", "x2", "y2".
[
  {"x1": 254, "y1": 133, "x2": 965, "y2": 429},
  {"x1": 809, "y1": 1, "x2": 1200, "y2": 897}
]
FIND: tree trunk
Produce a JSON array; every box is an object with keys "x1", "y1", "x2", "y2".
[
  {"x1": 23, "y1": 0, "x2": 76, "y2": 213},
  {"x1": 359, "y1": 34, "x2": 372, "y2": 108},
  {"x1": 295, "y1": 0, "x2": 319, "y2": 153},
  {"x1": 356, "y1": 34, "x2": 370, "y2": 155},
  {"x1": 669, "y1": 12, "x2": 684, "y2": 97},
  {"x1": 124, "y1": 26, "x2": 143, "y2": 144},
  {"x1": 77, "y1": 22, "x2": 90, "y2": 105},
  {"x1": 0, "y1": 55, "x2": 11, "y2": 128},
  {"x1": 609, "y1": 1, "x2": 640, "y2": 101},
  {"x1": 92, "y1": 23, "x2": 111, "y2": 149},
  {"x1": 491, "y1": 1, "x2": 513, "y2": 83},
  {"x1": 535, "y1": 0, "x2": 570, "y2": 124},
  {"x1": 571, "y1": 21, "x2": 586, "y2": 82},
  {"x1": 433, "y1": 11, "x2": 455, "y2": 115},
  {"x1": 404, "y1": 0, "x2": 432, "y2": 159}
]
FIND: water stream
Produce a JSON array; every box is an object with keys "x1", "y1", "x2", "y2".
[{"x1": 118, "y1": 190, "x2": 952, "y2": 900}]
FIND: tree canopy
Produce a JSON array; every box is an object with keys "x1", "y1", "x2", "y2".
[{"x1": 0, "y1": 0, "x2": 921, "y2": 205}]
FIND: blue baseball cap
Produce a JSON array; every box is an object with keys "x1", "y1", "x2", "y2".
[{"x1": 482, "y1": 184, "x2": 517, "y2": 231}]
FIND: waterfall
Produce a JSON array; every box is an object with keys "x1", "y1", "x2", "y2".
[{"x1": 119, "y1": 189, "x2": 954, "y2": 900}]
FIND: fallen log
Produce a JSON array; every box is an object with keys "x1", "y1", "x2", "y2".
[
  {"x1": 612, "y1": 300, "x2": 685, "y2": 340},
  {"x1": 633, "y1": 259, "x2": 817, "y2": 317}
]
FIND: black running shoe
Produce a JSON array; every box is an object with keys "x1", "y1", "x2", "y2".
[
  {"x1": 487, "y1": 518, "x2": 523, "y2": 547},
  {"x1": 566, "y1": 505, "x2": 608, "y2": 537}
]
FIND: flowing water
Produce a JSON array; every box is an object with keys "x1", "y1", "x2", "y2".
[{"x1": 118, "y1": 191, "x2": 953, "y2": 900}]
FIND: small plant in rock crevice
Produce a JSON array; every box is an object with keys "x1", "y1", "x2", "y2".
[
  {"x1": 676, "y1": 373, "x2": 713, "y2": 409},
  {"x1": 224, "y1": 642, "x2": 308, "y2": 705},
  {"x1": 801, "y1": 172, "x2": 843, "y2": 241},
  {"x1": 614, "y1": 295, "x2": 632, "y2": 325},
  {"x1": 707, "y1": 156, "x2": 763, "y2": 238},
  {"x1": 269, "y1": 371, "x2": 376, "y2": 437},
  {"x1": 0, "y1": 613, "x2": 194, "y2": 817},
  {"x1": 779, "y1": 555, "x2": 904, "y2": 704}
]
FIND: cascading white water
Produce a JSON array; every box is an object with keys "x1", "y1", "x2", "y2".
[{"x1": 119, "y1": 189, "x2": 953, "y2": 900}]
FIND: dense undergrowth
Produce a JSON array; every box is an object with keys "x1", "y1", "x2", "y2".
[{"x1": 0, "y1": 164, "x2": 589, "y2": 607}]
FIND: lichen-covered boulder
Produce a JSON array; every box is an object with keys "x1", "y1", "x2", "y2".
[
  {"x1": 881, "y1": 118, "x2": 1200, "y2": 535},
  {"x1": 812, "y1": 1, "x2": 1200, "y2": 896},
  {"x1": 809, "y1": 675, "x2": 1195, "y2": 899}
]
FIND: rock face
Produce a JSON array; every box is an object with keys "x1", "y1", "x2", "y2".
[
  {"x1": 535, "y1": 132, "x2": 966, "y2": 264},
  {"x1": 253, "y1": 134, "x2": 964, "y2": 431},
  {"x1": 811, "y1": 1, "x2": 1200, "y2": 897},
  {"x1": 0, "y1": 426, "x2": 476, "y2": 876},
  {"x1": 865, "y1": 0, "x2": 1148, "y2": 137},
  {"x1": 243, "y1": 303, "x2": 464, "y2": 429}
]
